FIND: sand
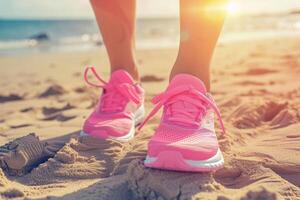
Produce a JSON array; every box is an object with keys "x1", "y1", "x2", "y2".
[{"x1": 0, "y1": 36, "x2": 300, "y2": 200}]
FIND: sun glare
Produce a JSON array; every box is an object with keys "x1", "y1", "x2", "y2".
[{"x1": 227, "y1": 2, "x2": 239, "y2": 15}]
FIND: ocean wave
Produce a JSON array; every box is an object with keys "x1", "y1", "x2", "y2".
[
  {"x1": 0, "y1": 14, "x2": 299, "y2": 54},
  {"x1": 0, "y1": 39, "x2": 38, "y2": 50},
  {"x1": 0, "y1": 33, "x2": 103, "y2": 51},
  {"x1": 59, "y1": 34, "x2": 101, "y2": 45}
]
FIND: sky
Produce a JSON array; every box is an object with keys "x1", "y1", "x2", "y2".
[{"x1": 0, "y1": 0, "x2": 300, "y2": 19}]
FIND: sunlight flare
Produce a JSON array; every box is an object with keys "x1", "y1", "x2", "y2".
[{"x1": 227, "y1": 2, "x2": 239, "y2": 15}]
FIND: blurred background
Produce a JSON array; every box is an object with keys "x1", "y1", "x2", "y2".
[{"x1": 1, "y1": 0, "x2": 300, "y2": 55}]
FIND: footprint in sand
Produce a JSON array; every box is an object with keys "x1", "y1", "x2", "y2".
[
  {"x1": 214, "y1": 159, "x2": 298, "y2": 198},
  {"x1": 0, "y1": 94, "x2": 23, "y2": 103},
  {"x1": 228, "y1": 100, "x2": 297, "y2": 129}
]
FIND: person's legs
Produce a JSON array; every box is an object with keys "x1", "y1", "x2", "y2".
[
  {"x1": 141, "y1": 0, "x2": 228, "y2": 172},
  {"x1": 170, "y1": 0, "x2": 228, "y2": 91},
  {"x1": 81, "y1": 0, "x2": 145, "y2": 141},
  {"x1": 90, "y1": 0, "x2": 139, "y2": 81}
]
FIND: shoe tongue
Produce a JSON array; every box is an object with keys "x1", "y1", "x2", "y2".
[
  {"x1": 168, "y1": 74, "x2": 207, "y2": 93},
  {"x1": 109, "y1": 70, "x2": 135, "y2": 85}
]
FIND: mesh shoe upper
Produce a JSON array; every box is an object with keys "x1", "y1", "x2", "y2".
[
  {"x1": 82, "y1": 67, "x2": 144, "y2": 139},
  {"x1": 140, "y1": 74, "x2": 225, "y2": 160}
]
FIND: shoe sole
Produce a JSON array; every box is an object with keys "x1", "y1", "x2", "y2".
[
  {"x1": 80, "y1": 105, "x2": 145, "y2": 142},
  {"x1": 144, "y1": 148, "x2": 224, "y2": 172}
]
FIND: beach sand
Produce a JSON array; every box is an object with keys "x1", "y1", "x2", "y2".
[{"x1": 0, "y1": 36, "x2": 300, "y2": 200}]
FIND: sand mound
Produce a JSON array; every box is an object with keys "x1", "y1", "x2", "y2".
[
  {"x1": 126, "y1": 160, "x2": 220, "y2": 200},
  {"x1": 228, "y1": 100, "x2": 298, "y2": 129},
  {"x1": 56, "y1": 175, "x2": 131, "y2": 200},
  {"x1": 0, "y1": 133, "x2": 60, "y2": 176},
  {"x1": 1, "y1": 37, "x2": 300, "y2": 199},
  {"x1": 24, "y1": 135, "x2": 127, "y2": 185},
  {"x1": 122, "y1": 157, "x2": 299, "y2": 200}
]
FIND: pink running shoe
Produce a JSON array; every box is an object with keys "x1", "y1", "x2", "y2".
[
  {"x1": 139, "y1": 74, "x2": 225, "y2": 172},
  {"x1": 80, "y1": 66, "x2": 145, "y2": 142}
]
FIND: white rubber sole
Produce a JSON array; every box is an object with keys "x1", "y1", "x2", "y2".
[
  {"x1": 80, "y1": 105, "x2": 145, "y2": 142},
  {"x1": 144, "y1": 148, "x2": 224, "y2": 172}
]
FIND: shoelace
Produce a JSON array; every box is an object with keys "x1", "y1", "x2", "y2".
[
  {"x1": 84, "y1": 66, "x2": 140, "y2": 112},
  {"x1": 139, "y1": 85, "x2": 226, "y2": 134}
]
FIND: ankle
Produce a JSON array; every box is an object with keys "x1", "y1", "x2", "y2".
[
  {"x1": 170, "y1": 66, "x2": 210, "y2": 91},
  {"x1": 111, "y1": 65, "x2": 139, "y2": 82}
]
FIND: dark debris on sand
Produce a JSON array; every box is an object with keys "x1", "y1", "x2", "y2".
[
  {"x1": 20, "y1": 107, "x2": 34, "y2": 113},
  {"x1": 42, "y1": 103, "x2": 75, "y2": 115},
  {"x1": 42, "y1": 113, "x2": 76, "y2": 122},
  {"x1": 38, "y1": 85, "x2": 65, "y2": 98},
  {"x1": 141, "y1": 75, "x2": 165, "y2": 82},
  {"x1": 1, "y1": 188, "x2": 24, "y2": 199},
  {"x1": 0, "y1": 94, "x2": 23, "y2": 103}
]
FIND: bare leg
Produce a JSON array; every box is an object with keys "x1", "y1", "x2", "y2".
[
  {"x1": 170, "y1": 0, "x2": 228, "y2": 90},
  {"x1": 90, "y1": 0, "x2": 138, "y2": 80}
]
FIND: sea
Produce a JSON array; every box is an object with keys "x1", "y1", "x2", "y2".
[{"x1": 0, "y1": 12, "x2": 300, "y2": 55}]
